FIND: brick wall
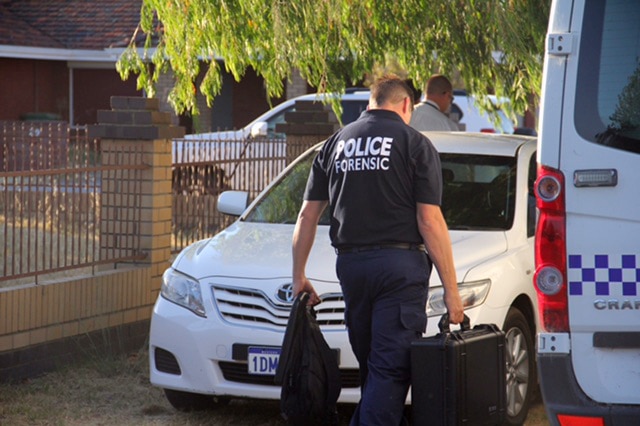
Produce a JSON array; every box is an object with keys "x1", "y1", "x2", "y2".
[
  {"x1": 0, "y1": 96, "x2": 183, "y2": 381},
  {"x1": 0, "y1": 268, "x2": 152, "y2": 380}
]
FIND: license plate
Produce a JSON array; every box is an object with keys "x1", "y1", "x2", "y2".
[{"x1": 247, "y1": 346, "x2": 281, "y2": 375}]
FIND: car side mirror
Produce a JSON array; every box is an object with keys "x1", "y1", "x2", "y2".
[
  {"x1": 250, "y1": 122, "x2": 268, "y2": 138},
  {"x1": 217, "y1": 191, "x2": 249, "y2": 216}
]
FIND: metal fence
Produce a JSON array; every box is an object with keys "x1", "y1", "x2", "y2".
[
  {"x1": 1, "y1": 120, "x2": 320, "y2": 284},
  {"x1": 171, "y1": 136, "x2": 316, "y2": 252},
  {"x1": 0, "y1": 121, "x2": 146, "y2": 285}
]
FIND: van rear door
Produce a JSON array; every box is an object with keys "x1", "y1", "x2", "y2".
[{"x1": 560, "y1": 0, "x2": 640, "y2": 405}]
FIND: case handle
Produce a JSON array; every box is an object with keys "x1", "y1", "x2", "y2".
[{"x1": 438, "y1": 313, "x2": 471, "y2": 333}]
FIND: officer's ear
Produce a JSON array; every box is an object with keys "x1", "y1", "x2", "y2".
[
  {"x1": 401, "y1": 97, "x2": 414, "y2": 124},
  {"x1": 404, "y1": 97, "x2": 414, "y2": 113}
]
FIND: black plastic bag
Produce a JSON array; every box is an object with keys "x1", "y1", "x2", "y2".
[{"x1": 274, "y1": 292, "x2": 341, "y2": 425}]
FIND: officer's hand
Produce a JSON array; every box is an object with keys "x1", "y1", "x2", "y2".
[
  {"x1": 293, "y1": 276, "x2": 321, "y2": 306},
  {"x1": 444, "y1": 291, "x2": 464, "y2": 324}
]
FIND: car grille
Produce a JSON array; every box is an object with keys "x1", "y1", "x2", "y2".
[
  {"x1": 218, "y1": 361, "x2": 361, "y2": 388},
  {"x1": 211, "y1": 284, "x2": 346, "y2": 330}
]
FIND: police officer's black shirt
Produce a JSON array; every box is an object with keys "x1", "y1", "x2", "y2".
[{"x1": 304, "y1": 109, "x2": 442, "y2": 247}]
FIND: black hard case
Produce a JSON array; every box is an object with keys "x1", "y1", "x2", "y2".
[{"x1": 410, "y1": 315, "x2": 506, "y2": 425}]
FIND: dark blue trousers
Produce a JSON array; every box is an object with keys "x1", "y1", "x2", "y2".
[{"x1": 336, "y1": 248, "x2": 431, "y2": 426}]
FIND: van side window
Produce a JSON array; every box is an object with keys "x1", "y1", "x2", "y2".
[{"x1": 575, "y1": 1, "x2": 640, "y2": 154}]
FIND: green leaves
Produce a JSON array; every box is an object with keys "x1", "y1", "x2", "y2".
[
  {"x1": 117, "y1": 0, "x2": 550, "y2": 119},
  {"x1": 610, "y1": 61, "x2": 640, "y2": 131}
]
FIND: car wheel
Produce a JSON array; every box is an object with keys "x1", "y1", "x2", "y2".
[
  {"x1": 163, "y1": 389, "x2": 230, "y2": 412},
  {"x1": 503, "y1": 308, "x2": 535, "y2": 425}
]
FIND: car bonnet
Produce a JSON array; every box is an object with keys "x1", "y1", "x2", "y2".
[
  {"x1": 172, "y1": 221, "x2": 507, "y2": 287},
  {"x1": 172, "y1": 221, "x2": 336, "y2": 282}
]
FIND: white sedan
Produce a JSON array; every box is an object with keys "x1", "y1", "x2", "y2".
[{"x1": 150, "y1": 132, "x2": 539, "y2": 425}]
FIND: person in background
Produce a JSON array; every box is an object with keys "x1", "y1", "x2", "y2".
[
  {"x1": 291, "y1": 74, "x2": 464, "y2": 425},
  {"x1": 409, "y1": 74, "x2": 460, "y2": 131}
]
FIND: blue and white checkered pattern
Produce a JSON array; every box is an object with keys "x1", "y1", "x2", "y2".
[{"x1": 568, "y1": 254, "x2": 640, "y2": 297}]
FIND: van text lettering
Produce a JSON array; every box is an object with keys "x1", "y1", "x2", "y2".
[{"x1": 593, "y1": 299, "x2": 640, "y2": 310}]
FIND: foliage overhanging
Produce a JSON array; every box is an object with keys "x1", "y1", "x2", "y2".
[{"x1": 116, "y1": 0, "x2": 550, "y2": 118}]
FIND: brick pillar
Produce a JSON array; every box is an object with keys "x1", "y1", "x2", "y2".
[
  {"x1": 275, "y1": 100, "x2": 340, "y2": 163},
  {"x1": 286, "y1": 69, "x2": 309, "y2": 99},
  {"x1": 88, "y1": 97, "x2": 185, "y2": 296},
  {"x1": 156, "y1": 71, "x2": 181, "y2": 126}
]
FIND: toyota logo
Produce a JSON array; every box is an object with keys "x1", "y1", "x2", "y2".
[{"x1": 275, "y1": 283, "x2": 295, "y2": 304}]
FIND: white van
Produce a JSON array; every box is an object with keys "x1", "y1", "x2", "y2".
[{"x1": 535, "y1": 1, "x2": 640, "y2": 424}]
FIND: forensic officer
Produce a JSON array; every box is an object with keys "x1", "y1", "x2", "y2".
[{"x1": 291, "y1": 75, "x2": 464, "y2": 425}]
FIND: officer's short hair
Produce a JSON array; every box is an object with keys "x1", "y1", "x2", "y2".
[{"x1": 370, "y1": 75, "x2": 414, "y2": 108}]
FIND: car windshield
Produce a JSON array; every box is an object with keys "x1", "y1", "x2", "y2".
[
  {"x1": 245, "y1": 150, "x2": 329, "y2": 225},
  {"x1": 245, "y1": 150, "x2": 516, "y2": 231}
]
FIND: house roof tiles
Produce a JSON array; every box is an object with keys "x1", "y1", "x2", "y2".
[{"x1": 0, "y1": 0, "x2": 143, "y2": 50}]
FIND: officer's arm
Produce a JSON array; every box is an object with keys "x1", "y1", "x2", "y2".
[
  {"x1": 416, "y1": 202, "x2": 464, "y2": 323},
  {"x1": 292, "y1": 200, "x2": 328, "y2": 305}
]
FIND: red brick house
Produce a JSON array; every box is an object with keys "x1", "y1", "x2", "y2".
[{"x1": 0, "y1": 0, "x2": 301, "y2": 133}]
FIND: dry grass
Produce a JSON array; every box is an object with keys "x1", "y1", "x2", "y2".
[
  {"x1": 0, "y1": 349, "x2": 283, "y2": 426},
  {"x1": 0, "y1": 349, "x2": 550, "y2": 426}
]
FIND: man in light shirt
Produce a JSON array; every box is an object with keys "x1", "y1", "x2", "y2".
[{"x1": 409, "y1": 75, "x2": 460, "y2": 131}]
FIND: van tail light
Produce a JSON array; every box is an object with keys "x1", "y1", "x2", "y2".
[
  {"x1": 534, "y1": 165, "x2": 569, "y2": 332},
  {"x1": 480, "y1": 128, "x2": 496, "y2": 133}
]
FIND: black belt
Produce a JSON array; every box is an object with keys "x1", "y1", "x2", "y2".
[{"x1": 335, "y1": 243, "x2": 426, "y2": 255}]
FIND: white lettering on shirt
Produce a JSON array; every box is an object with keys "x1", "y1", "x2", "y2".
[{"x1": 333, "y1": 136, "x2": 393, "y2": 173}]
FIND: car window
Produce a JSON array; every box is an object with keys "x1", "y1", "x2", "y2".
[
  {"x1": 441, "y1": 154, "x2": 516, "y2": 230},
  {"x1": 576, "y1": 0, "x2": 640, "y2": 154},
  {"x1": 264, "y1": 106, "x2": 293, "y2": 139},
  {"x1": 246, "y1": 149, "x2": 517, "y2": 231},
  {"x1": 245, "y1": 150, "x2": 331, "y2": 225}
]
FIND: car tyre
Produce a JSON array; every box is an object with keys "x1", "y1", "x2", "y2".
[
  {"x1": 163, "y1": 389, "x2": 230, "y2": 412},
  {"x1": 503, "y1": 308, "x2": 536, "y2": 425}
]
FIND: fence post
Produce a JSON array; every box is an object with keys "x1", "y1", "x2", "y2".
[
  {"x1": 89, "y1": 97, "x2": 185, "y2": 297},
  {"x1": 275, "y1": 100, "x2": 340, "y2": 162}
]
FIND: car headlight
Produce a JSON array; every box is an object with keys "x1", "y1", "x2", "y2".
[
  {"x1": 161, "y1": 268, "x2": 206, "y2": 317},
  {"x1": 426, "y1": 279, "x2": 491, "y2": 317}
]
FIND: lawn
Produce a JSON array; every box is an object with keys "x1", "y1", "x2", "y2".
[{"x1": 0, "y1": 348, "x2": 550, "y2": 425}]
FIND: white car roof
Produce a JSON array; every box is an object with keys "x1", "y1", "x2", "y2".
[
  {"x1": 307, "y1": 131, "x2": 535, "y2": 158},
  {"x1": 291, "y1": 91, "x2": 370, "y2": 101},
  {"x1": 424, "y1": 131, "x2": 535, "y2": 156},
  {"x1": 250, "y1": 90, "x2": 369, "y2": 119}
]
